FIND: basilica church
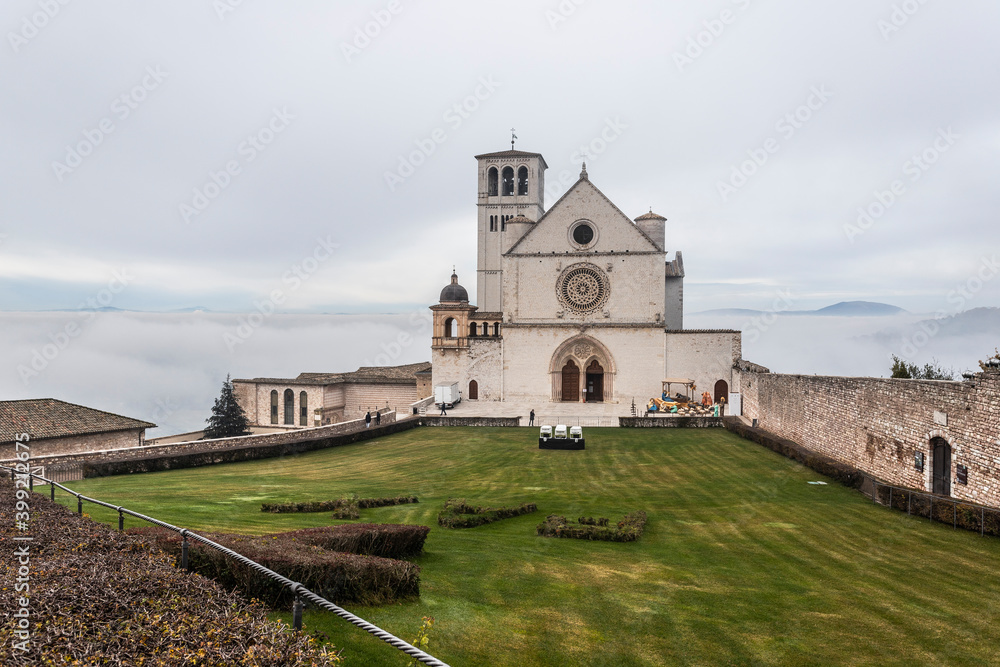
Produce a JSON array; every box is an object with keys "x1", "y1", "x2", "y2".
[{"x1": 430, "y1": 147, "x2": 741, "y2": 409}]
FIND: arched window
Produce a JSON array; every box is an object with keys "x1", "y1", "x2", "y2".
[
  {"x1": 270, "y1": 390, "x2": 278, "y2": 425},
  {"x1": 469, "y1": 380, "x2": 479, "y2": 400},
  {"x1": 502, "y1": 167, "x2": 514, "y2": 196},
  {"x1": 487, "y1": 167, "x2": 498, "y2": 196},
  {"x1": 283, "y1": 389, "x2": 294, "y2": 425},
  {"x1": 501, "y1": 215, "x2": 507, "y2": 232},
  {"x1": 493, "y1": 322, "x2": 501, "y2": 337},
  {"x1": 489, "y1": 215, "x2": 496, "y2": 232},
  {"x1": 469, "y1": 322, "x2": 478, "y2": 337},
  {"x1": 517, "y1": 166, "x2": 528, "y2": 195},
  {"x1": 299, "y1": 391, "x2": 308, "y2": 426},
  {"x1": 444, "y1": 317, "x2": 457, "y2": 338}
]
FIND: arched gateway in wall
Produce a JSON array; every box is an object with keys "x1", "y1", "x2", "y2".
[{"x1": 549, "y1": 335, "x2": 616, "y2": 403}]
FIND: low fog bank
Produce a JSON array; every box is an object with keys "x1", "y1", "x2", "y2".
[
  {"x1": 688, "y1": 308, "x2": 998, "y2": 378},
  {"x1": 0, "y1": 312, "x2": 432, "y2": 436},
  {"x1": 1, "y1": 310, "x2": 994, "y2": 436}
]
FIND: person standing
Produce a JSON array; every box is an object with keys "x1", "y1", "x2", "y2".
[
  {"x1": 365, "y1": 411, "x2": 372, "y2": 428},
  {"x1": 375, "y1": 410, "x2": 381, "y2": 426},
  {"x1": 529, "y1": 409, "x2": 535, "y2": 426},
  {"x1": 439, "y1": 402, "x2": 447, "y2": 416}
]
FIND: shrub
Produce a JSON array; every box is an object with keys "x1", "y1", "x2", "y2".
[
  {"x1": 537, "y1": 511, "x2": 648, "y2": 542},
  {"x1": 437, "y1": 498, "x2": 537, "y2": 529},
  {"x1": 0, "y1": 479, "x2": 342, "y2": 666},
  {"x1": 261, "y1": 495, "x2": 418, "y2": 517},
  {"x1": 129, "y1": 526, "x2": 420, "y2": 607},
  {"x1": 276, "y1": 523, "x2": 430, "y2": 559}
]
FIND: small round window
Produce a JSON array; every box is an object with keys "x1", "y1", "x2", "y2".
[
  {"x1": 573, "y1": 224, "x2": 594, "y2": 245},
  {"x1": 569, "y1": 220, "x2": 598, "y2": 249}
]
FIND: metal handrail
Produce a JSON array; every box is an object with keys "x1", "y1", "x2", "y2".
[
  {"x1": 3, "y1": 463, "x2": 450, "y2": 666},
  {"x1": 860, "y1": 472, "x2": 995, "y2": 538}
]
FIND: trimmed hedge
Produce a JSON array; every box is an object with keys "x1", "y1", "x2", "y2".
[
  {"x1": 128, "y1": 526, "x2": 419, "y2": 607},
  {"x1": 0, "y1": 479, "x2": 342, "y2": 666},
  {"x1": 723, "y1": 418, "x2": 864, "y2": 489},
  {"x1": 261, "y1": 495, "x2": 418, "y2": 517},
  {"x1": 537, "y1": 511, "x2": 648, "y2": 542},
  {"x1": 437, "y1": 498, "x2": 537, "y2": 529},
  {"x1": 276, "y1": 523, "x2": 430, "y2": 559}
]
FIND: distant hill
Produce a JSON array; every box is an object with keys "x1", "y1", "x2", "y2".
[
  {"x1": 695, "y1": 301, "x2": 907, "y2": 317},
  {"x1": 812, "y1": 301, "x2": 907, "y2": 317}
]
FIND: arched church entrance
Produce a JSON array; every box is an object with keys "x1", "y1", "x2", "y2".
[
  {"x1": 468, "y1": 380, "x2": 478, "y2": 400},
  {"x1": 550, "y1": 335, "x2": 616, "y2": 403},
  {"x1": 931, "y1": 437, "x2": 951, "y2": 496},
  {"x1": 586, "y1": 360, "x2": 604, "y2": 402},
  {"x1": 561, "y1": 360, "x2": 580, "y2": 402},
  {"x1": 714, "y1": 380, "x2": 729, "y2": 404}
]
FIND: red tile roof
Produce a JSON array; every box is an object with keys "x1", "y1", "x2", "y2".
[{"x1": 0, "y1": 399, "x2": 156, "y2": 444}]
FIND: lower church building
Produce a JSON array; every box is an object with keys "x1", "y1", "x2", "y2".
[{"x1": 430, "y1": 147, "x2": 741, "y2": 409}]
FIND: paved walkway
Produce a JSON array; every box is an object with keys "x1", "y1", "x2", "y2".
[{"x1": 431, "y1": 399, "x2": 640, "y2": 426}]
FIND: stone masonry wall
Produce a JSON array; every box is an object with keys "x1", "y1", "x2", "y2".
[
  {"x1": 737, "y1": 365, "x2": 1000, "y2": 507},
  {"x1": 3, "y1": 412, "x2": 397, "y2": 470},
  {"x1": 0, "y1": 429, "x2": 144, "y2": 460}
]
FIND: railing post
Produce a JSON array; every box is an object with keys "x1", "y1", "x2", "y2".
[
  {"x1": 118, "y1": 507, "x2": 124, "y2": 532},
  {"x1": 29, "y1": 474, "x2": 33, "y2": 492},
  {"x1": 293, "y1": 595, "x2": 303, "y2": 631},
  {"x1": 181, "y1": 530, "x2": 189, "y2": 571},
  {"x1": 77, "y1": 494, "x2": 82, "y2": 516},
  {"x1": 50, "y1": 481, "x2": 55, "y2": 501}
]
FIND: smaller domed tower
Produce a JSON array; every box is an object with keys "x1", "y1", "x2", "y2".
[{"x1": 431, "y1": 272, "x2": 477, "y2": 352}]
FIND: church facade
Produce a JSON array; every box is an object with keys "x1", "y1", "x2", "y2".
[{"x1": 431, "y1": 148, "x2": 741, "y2": 409}]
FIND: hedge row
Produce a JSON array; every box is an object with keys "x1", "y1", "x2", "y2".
[
  {"x1": 536, "y1": 511, "x2": 648, "y2": 542},
  {"x1": 277, "y1": 523, "x2": 430, "y2": 559},
  {"x1": 128, "y1": 526, "x2": 419, "y2": 607},
  {"x1": 260, "y1": 495, "x2": 418, "y2": 514},
  {"x1": 437, "y1": 498, "x2": 538, "y2": 528},
  {"x1": 723, "y1": 418, "x2": 864, "y2": 489},
  {"x1": 0, "y1": 479, "x2": 342, "y2": 666}
]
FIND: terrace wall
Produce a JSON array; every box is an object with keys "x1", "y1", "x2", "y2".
[{"x1": 735, "y1": 364, "x2": 1000, "y2": 507}]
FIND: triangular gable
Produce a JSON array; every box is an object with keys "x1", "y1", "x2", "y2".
[{"x1": 506, "y1": 176, "x2": 661, "y2": 254}]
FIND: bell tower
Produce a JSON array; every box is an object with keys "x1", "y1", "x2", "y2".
[{"x1": 474, "y1": 145, "x2": 547, "y2": 313}]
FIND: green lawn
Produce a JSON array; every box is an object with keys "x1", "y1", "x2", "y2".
[{"x1": 55, "y1": 427, "x2": 1000, "y2": 666}]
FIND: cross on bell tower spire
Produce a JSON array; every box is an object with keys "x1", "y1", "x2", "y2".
[{"x1": 510, "y1": 128, "x2": 517, "y2": 150}]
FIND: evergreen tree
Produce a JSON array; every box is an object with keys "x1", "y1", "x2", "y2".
[{"x1": 204, "y1": 374, "x2": 251, "y2": 439}]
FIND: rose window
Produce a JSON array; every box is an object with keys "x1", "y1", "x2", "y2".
[{"x1": 557, "y1": 264, "x2": 610, "y2": 314}]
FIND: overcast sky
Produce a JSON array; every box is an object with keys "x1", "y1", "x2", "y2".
[{"x1": 1, "y1": 0, "x2": 998, "y2": 315}]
